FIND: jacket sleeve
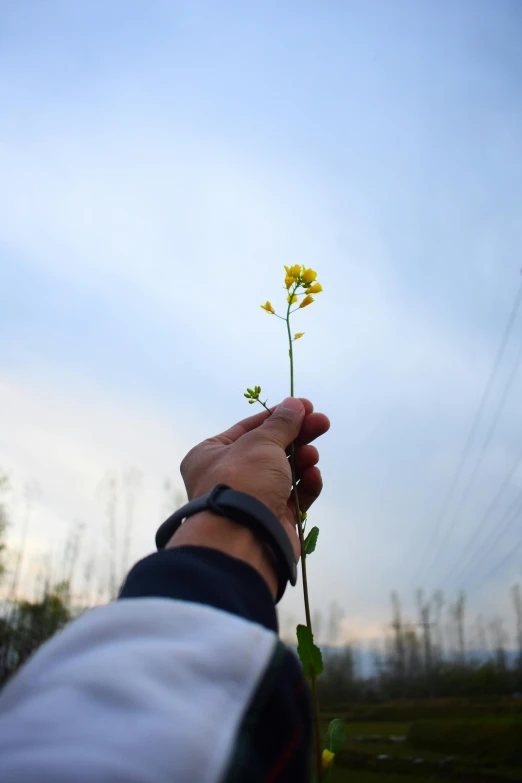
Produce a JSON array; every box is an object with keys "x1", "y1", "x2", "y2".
[{"x1": 0, "y1": 546, "x2": 311, "y2": 783}]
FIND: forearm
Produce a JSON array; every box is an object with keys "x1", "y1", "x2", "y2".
[{"x1": 165, "y1": 510, "x2": 279, "y2": 599}]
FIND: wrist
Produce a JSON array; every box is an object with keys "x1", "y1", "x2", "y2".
[{"x1": 165, "y1": 511, "x2": 279, "y2": 600}]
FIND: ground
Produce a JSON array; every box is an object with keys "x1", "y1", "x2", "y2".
[{"x1": 319, "y1": 702, "x2": 522, "y2": 782}]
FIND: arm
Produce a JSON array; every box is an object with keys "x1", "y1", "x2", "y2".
[{"x1": 0, "y1": 397, "x2": 329, "y2": 783}]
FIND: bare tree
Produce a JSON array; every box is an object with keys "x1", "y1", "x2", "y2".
[
  {"x1": 416, "y1": 589, "x2": 433, "y2": 676},
  {"x1": 0, "y1": 472, "x2": 10, "y2": 582},
  {"x1": 61, "y1": 520, "x2": 85, "y2": 597},
  {"x1": 10, "y1": 480, "x2": 41, "y2": 600},
  {"x1": 97, "y1": 473, "x2": 119, "y2": 600},
  {"x1": 432, "y1": 590, "x2": 445, "y2": 661},
  {"x1": 449, "y1": 591, "x2": 466, "y2": 664},
  {"x1": 162, "y1": 478, "x2": 186, "y2": 518},
  {"x1": 471, "y1": 613, "x2": 488, "y2": 663},
  {"x1": 82, "y1": 544, "x2": 97, "y2": 608},
  {"x1": 312, "y1": 610, "x2": 323, "y2": 644},
  {"x1": 121, "y1": 467, "x2": 142, "y2": 576},
  {"x1": 390, "y1": 591, "x2": 406, "y2": 680},
  {"x1": 277, "y1": 611, "x2": 297, "y2": 644},
  {"x1": 489, "y1": 617, "x2": 509, "y2": 671},
  {"x1": 327, "y1": 601, "x2": 344, "y2": 645},
  {"x1": 512, "y1": 584, "x2": 522, "y2": 671}
]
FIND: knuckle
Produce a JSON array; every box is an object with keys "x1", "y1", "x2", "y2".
[
  {"x1": 273, "y1": 409, "x2": 294, "y2": 427},
  {"x1": 180, "y1": 446, "x2": 197, "y2": 477}
]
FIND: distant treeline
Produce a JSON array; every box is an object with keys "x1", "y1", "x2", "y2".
[
  {"x1": 317, "y1": 588, "x2": 522, "y2": 706},
  {"x1": 1, "y1": 469, "x2": 522, "y2": 701}
]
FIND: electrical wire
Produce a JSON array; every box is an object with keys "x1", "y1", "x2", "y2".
[
  {"x1": 424, "y1": 334, "x2": 522, "y2": 583},
  {"x1": 438, "y1": 414, "x2": 522, "y2": 590},
  {"x1": 468, "y1": 510, "x2": 522, "y2": 590},
  {"x1": 450, "y1": 484, "x2": 522, "y2": 590},
  {"x1": 409, "y1": 277, "x2": 522, "y2": 588}
]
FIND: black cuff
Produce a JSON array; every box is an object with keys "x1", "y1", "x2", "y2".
[{"x1": 118, "y1": 546, "x2": 278, "y2": 633}]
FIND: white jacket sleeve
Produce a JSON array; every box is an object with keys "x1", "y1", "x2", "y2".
[
  {"x1": 0, "y1": 596, "x2": 278, "y2": 783},
  {"x1": 0, "y1": 547, "x2": 311, "y2": 782}
]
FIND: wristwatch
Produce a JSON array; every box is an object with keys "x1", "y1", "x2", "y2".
[{"x1": 155, "y1": 484, "x2": 297, "y2": 602}]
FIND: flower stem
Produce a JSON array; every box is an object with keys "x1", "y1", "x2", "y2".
[{"x1": 286, "y1": 287, "x2": 323, "y2": 782}]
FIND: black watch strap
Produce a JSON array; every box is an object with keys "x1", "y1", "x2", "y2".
[{"x1": 155, "y1": 484, "x2": 297, "y2": 602}]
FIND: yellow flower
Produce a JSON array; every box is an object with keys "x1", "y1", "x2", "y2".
[
  {"x1": 302, "y1": 267, "x2": 317, "y2": 283},
  {"x1": 285, "y1": 275, "x2": 297, "y2": 289},
  {"x1": 288, "y1": 293, "x2": 298, "y2": 304},
  {"x1": 260, "y1": 301, "x2": 275, "y2": 314},
  {"x1": 307, "y1": 282, "x2": 322, "y2": 294},
  {"x1": 322, "y1": 749, "x2": 335, "y2": 768},
  {"x1": 300, "y1": 294, "x2": 314, "y2": 308},
  {"x1": 294, "y1": 332, "x2": 304, "y2": 340},
  {"x1": 284, "y1": 264, "x2": 301, "y2": 278}
]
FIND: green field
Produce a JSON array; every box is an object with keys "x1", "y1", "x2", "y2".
[
  {"x1": 331, "y1": 773, "x2": 429, "y2": 783},
  {"x1": 320, "y1": 701, "x2": 522, "y2": 782}
]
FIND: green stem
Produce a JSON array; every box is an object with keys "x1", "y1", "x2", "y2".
[{"x1": 286, "y1": 285, "x2": 323, "y2": 782}]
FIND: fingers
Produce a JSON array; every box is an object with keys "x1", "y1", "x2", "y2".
[
  {"x1": 294, "y1": 444, "x2": 319, "y2": 472},
  {"x1": 295, "y1": 412, "x2": 330, "y2": 446},
  {"x1": 286, "y1": 465, "x2": 323, "y2": 519},
  {"x1": 296, "y1": 466, "x2": 323, "y2": 512},
  {"x1": 218, "y1": 408, "x2": 270, "y2": 445},
  {"x1": 217, "y1": 398, "x2": 315, "y2": 445},
  {"x1": 258, "y1": 398, "x2": 305, "y2": 449}
]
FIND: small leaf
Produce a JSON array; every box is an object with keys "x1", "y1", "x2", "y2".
[
  {"x1": 325, "y1": 719, "x2": 347, "y2": 754},
  {"x1": 296, "y1": 624, "x2": 323, "y2": 679},
  {"x1": 244, "y1": 393, "x2": 251, "y2": 398},
  {"x1": 248, "y1": 399, "x2": 255, "y2": 404},
  {"x1": 304, "y1": 526, "x2": 319, "y2": 556},
  {"x1": 247, "y1": 388, "x2": 255, "y2": 396}
]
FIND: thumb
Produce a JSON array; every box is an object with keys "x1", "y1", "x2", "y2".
[{"x1": 258, "y1": 397, "x2": 305, "y2": 449}]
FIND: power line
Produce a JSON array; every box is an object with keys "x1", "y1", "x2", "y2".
[
  {"x1": 426, "y1": 333, "x2": 522, "y2": 583},
  {"x1": 409, "y1": 276, "x2": 522, "y2": 588},
  {"x1": 469, "y1": 513, "x2": 522, "y2": 590},
  {"x1": 450, "y1": 484, "x2": 522, "y2": 590},
  {"x1": 439, "y1": 416, "x2": 522, "y2": 590}
]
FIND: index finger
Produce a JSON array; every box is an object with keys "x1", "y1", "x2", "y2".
[{"x1": 217, "y1": 398, "x2": 315, "y2": 445}]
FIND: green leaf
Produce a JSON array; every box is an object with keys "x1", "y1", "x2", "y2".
[
  {"x1": 244, "y1": 393, "x2": 251, "y2": 398},
  {"x1": 304, "y1": 526, "x2": 319, "y2": 555},
  {"x1": 296, "y1": 624, "x2": 323, "y2": 679},
  {"x1": 247, "y1": 388, "x2": 255, "y2": 396},
  {"x1": 325, "y1": 719, "x2": 347, "y2": 754}
]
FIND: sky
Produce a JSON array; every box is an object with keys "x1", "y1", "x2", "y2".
[{"x1": 1, "y1": 0, "x2": 522, "y2": 648}]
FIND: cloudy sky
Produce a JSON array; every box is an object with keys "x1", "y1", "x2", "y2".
[{"x1": 1, "y1": 0, "x2": 522, "y2": 645}]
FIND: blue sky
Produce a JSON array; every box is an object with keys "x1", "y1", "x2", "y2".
[{"x1": 1, "y1": 0, "x2": 522, "y2": 645}]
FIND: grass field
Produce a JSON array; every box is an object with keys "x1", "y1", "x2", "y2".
[
  {"x1": 319, "y1": 701, "x2": 522, "y2": 782},
  {"x1": 331, "y1": 772, "x2": 426, "y2": 783}
]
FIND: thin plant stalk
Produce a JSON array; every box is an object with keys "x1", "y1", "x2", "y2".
[{"x1": 286, "y1": 285, "x2": 323, "y2": 782}]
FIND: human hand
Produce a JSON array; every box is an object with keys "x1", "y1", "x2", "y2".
[{"x1": 179, "y1": 397, "x2": 330, "y2": 561}]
